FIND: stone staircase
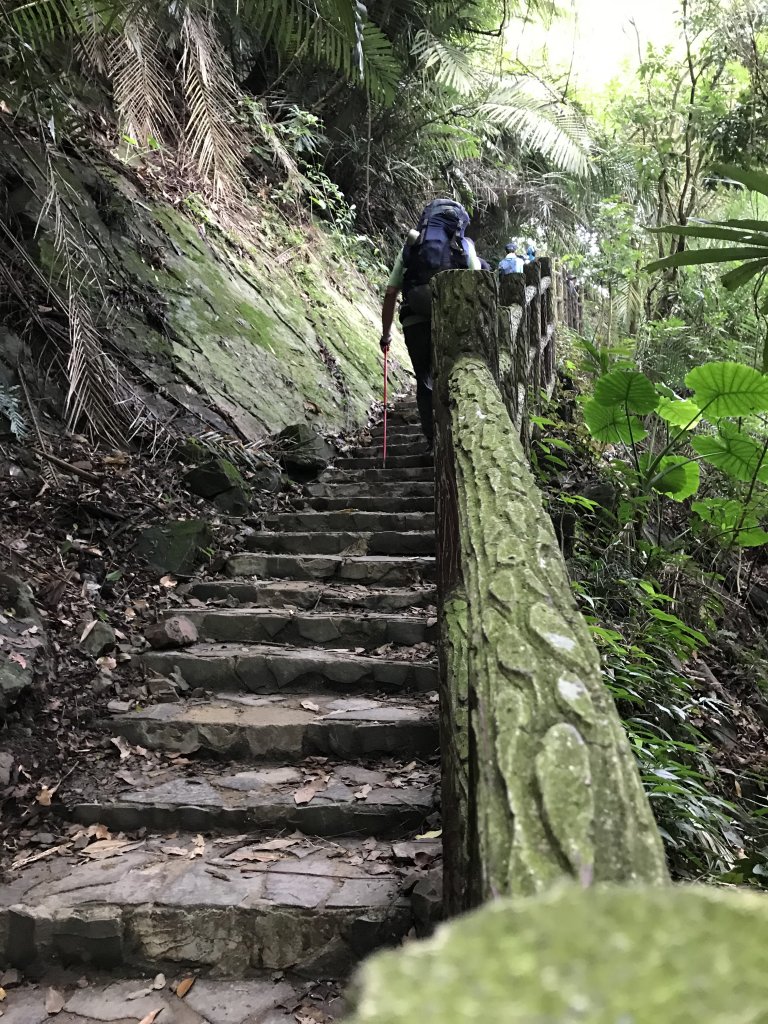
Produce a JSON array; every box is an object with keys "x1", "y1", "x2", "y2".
[{"x1": 0, "y1": 398, "x2": 439, "y2": 1023}]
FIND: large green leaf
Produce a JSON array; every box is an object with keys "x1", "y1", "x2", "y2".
[
  {"x1": 593, "y1": 370, "x2": 657, "y2": 413},
  {"x1": 651, "y1": 457, "x2": 700, "y2": 501},
  {"x1": 655, "y1": 397, "x2": 703, "y2": 429},
  {"x1": 583, "y1": 399, "x2": 647, "y2": 445},
  {"x1": 724, "y1": 218, "x2": 768, "y2": 231},
  {"x1": 648, "y1": 223, "x2": 768, "y2": 246},
  {"x1": 721, "y1": 258, "x2": 768, "y2": 291},
  {"x1": 645, "y1": 247, "x2": 768, "y2": 273},
  {"x1": 685, "y1": 362, "x2": 768, "y2": 417},
  {"x1": 693, "y1": 498, "x2": 768, "y2": 547},
  {"x1": 712, "y1": 163, "x2": 768, "y2": 199},
  {"x1": 691, "y1": 425, "x2": 768, "y2": 482}
]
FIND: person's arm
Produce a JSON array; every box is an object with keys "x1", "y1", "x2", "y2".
[
  {"x1": 381, "y1": 250, "x2": 405, "y2": 350},
  {"x1": 381, "y1": 288, "x2": 398, "y2": 351}
]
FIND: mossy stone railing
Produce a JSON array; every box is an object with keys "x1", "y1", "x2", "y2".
[{"x1": 431, "y1": 268, "x2": 668, "y2": 914}]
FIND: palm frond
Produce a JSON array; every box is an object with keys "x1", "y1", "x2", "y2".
[
  {"x1": 180, "y1": 7, "x2": 245, "y2": 200},
  {"x1": 411, "y1": 29, "x2": 483, "y2": 95},
  {"x1": 480, "y1": 79, "x2": 592, "y2": 176},
  {"x1": 111, "y1": 14, "x2": 175, "y2": 146}
]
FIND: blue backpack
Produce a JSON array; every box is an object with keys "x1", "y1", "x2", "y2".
[{"x1": 401, "y1": 199, "x2": 472, "y2": 319}]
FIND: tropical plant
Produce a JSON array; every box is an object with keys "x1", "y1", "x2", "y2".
[{"x1": 582, "y1": 363, "x2": 768, "y2": 548}]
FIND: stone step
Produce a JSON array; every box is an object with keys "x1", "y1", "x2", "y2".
[
  {"x1": 341, "y1": 453, "x2": 433, "y2": 470},
  {"x1": 142, "y1": 643, "x2": 438, "y2": 693},
  {"x1": 245, "y1": 531, "x2": 435, "y2": 557},
  {"x1": 70, "y1": 758, "x2": 438, "y2": 837},
  {"x1": 162, "y1": 607, "x2": 436, "y2": 648},
  {"x1": 306, "y1": 481, "x2": 434, "y2": 499},
  {"x1": 187, "y1": 579, "x2": 436, "y2": 611},
  {"x1": 322, "y1": 467, "x2": 434, "y2": 484},
  {"x1": 108, "y1": 692, "x2": 438, "y2": 761},
  {"x1": 2, "y1": 834, "x2": 419, "y2": 977},
  {"x1": 369, "y1": 422, "x2": 422, "y2": 436},
  {"x1": 265, "y1": 510, "x2": 435, "y2": 533},
  {"x1": 305, "y1": 494, "x2": 434, "y2": 513},
  {"x1": 349, "y1": 442, "x2": 427, "y2": 459},
  {"x1": 226, "y1": 552, "x2": 436, "y2": 585}
]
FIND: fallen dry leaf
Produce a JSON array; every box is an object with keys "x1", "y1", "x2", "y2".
[
  {"x1": 110, "y1": 736, "x2": 133, "y2": 761},
  {"x1": 137, "y1": 1011, "x2": 163, "y2": 1024},
  {"x1": 252, "y1": 837, "x2": 299, "y2": 851},
  {"x1": 152, "y1": 974, "x2": 166, "y2": 990},
  {"x1": 159, "y1": 575, "x2": 177, "y2": 589},
  {"x1": 78, "y1": 620, "x2": 97, "y2": 644},
  {"x1": 45, "y1": 987, "x2": 66, "y2": 1014},
  {"x1": 294, "y1": 777, "x2": 326, "y2": 806},
  {"x1": 9, "y1": 651, "x2": 27, "y2": 668},
  {"x1": 226, "y1": 848, "x2": 282, "y2": 863},
  {"x1": 300, "y1": 699, "x2": 320, "y2": 713},
  {"x1": 354, "y1": 784, "x2": 372, "y2": 801},
  {"x1": 12, "y1": 843, "x2": 71, "y2": 870},
  {"x1": 36, "y1": 783, "x2": 59, "y2": 807},
  {"x1": 126, "y1": 987, "x2": 152, "y2": 1001},
  {"x1": 0, "y1": 987, "x2": 6, "y2": 1001},
  {"x1": 175, "y1": 976, "x2": 195, "y2": 998},
  {"x1": 83, "y1": 839, "x2": 140, "y2": 860},
  {"x1": 191, "y1": 834, "x2": 205, "y2": 859}
]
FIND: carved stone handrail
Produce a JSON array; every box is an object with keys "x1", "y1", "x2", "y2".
[{"x1": 431, "y1": 269, "x2": 668, "y2": 915}]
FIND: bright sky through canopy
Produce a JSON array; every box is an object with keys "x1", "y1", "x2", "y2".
[{"x1": 510, "y1": 0, "x2": 680, "y2": 93}]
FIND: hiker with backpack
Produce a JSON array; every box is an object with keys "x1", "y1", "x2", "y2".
[
  {"x1": 380, "y1": 199, "x2": 481, "y2": 450},
  {"x1": 498, "y1": 241, "x2": 524, "y2": 275}
]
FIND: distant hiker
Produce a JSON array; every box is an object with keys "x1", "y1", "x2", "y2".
[
  {"x1": 498, "y1": 242, "x2": 524, "y2": 275},
  {"x1": 380, "y1": 199, "x2": 481, "y2": 449},
  {"x1": 525, "y1": 243, "x2": 537, "y2": 263}
]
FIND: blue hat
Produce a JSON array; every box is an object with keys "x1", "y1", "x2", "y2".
[{"x1": 505, "y1": 242, "x2": 518, "y2": 253}]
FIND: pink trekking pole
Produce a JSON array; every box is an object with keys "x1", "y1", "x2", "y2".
[{"x1": 382, "y1": 346, "x2": 388, "y2": 467}]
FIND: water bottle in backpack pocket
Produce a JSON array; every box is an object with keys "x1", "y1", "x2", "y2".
[{"x1": 401, "y1": 199, "x2": 473, "y2": 321}]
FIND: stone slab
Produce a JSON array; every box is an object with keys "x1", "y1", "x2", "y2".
[
  {"x1": 245, "y1": 531, "x2": 435, "y2": 557},
  {"x1": 141, "y1": 643, "x2": 437, "y2": 693},
  {"x1": 320, "y1": 468, "x2": 434, "y2": 485},
  {"x1": 225, "y1": 553, "x2": 436, "y2": 585},
  {"x1": 305, "y1": 495, "x2": 434, "y2": 514},
  {"x1": 265, "y1": 511, "x2": 434, "y2": 533},
  {"x1": 160, "y1": 608, "x2": 435, "y2": 648},
  {"x1": 0, "y1": 974, "x2": 329, "y2": 1023},
  {"x1": 186, "y1": 580, "x2": 436, "y2": 612},
  {"x1": 108, "y1": 691, "x2": 438, "y2": 761},
  {"x1": 306, "y1": 481, "x2": 434, "y2": 499},
  {"x1": 70, "y1": 758, "x2": 437, "y2": 836},
  {"x1": 1, "y1": 838, "x2": 413, "y2": 976},
  {"x1": 349, "y1": 442, "x2": 428, "y2": 459},
  {"x1": 341, "y1": 454, "x2": 433, "y2": 470}
]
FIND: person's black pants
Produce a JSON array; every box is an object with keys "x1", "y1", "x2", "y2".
[{"x1": 403, "y1": 320, "x2": 433, "y2": 445}]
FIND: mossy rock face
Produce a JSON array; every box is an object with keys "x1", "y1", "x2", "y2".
[
  {"x1": 276, "y1": 423, "x2": 334, "y2": 474},
  {"x1": 347, "y1": 885, "x2": 768, "y2": 1024},
  {"x1": 212, "y1": 485, "x2": 251, "y2": 516},
  {"x1": 0, "y1": 143, "x2": 410, "y2": 443},
  {"x1": 184, "y1": 457, "x2": 245, "y2": 498},
  {"x1": 135, "y1": 519, "x2": 213, "y2": 576}
]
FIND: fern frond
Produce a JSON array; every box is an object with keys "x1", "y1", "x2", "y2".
[
  {"x1": 180, "y1": 8, "x2": 245, "y2": 200},
  {"x1": 111, "y1": 14, "x2": 175, "y2": 145},
  {"x1": 0, "y1": 384, "x2": 30, "y2": 440}
]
